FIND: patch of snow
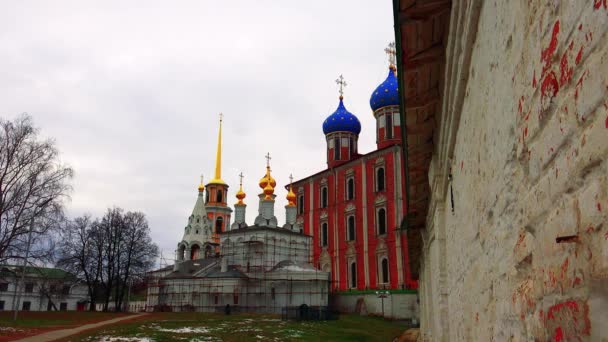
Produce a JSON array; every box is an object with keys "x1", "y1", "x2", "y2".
[
  {"x1": 154, "y1": 327, "x2": 210, "y2": 334},
  {"x1": 0, "y1": 327, "x2": 22, "y2": 333},
  {"x1": 97, "y1": 336, "x2": 154, "y2": 342}
]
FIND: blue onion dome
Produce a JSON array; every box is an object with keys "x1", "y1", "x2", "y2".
[
  {"x1": 370, "y1": 67, "x2": 399, "y2": 111},
  {"x1": 322, "y1": 97, "x2": 362, "y2": 135}
]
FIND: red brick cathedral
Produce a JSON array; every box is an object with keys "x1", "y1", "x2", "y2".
[{"x1": 292, "y1": 49, "x2": 417, "y2": 291}]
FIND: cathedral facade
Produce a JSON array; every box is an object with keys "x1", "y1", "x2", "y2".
[{"x1": 291, "y1": 56, "x2": 417, "y2": 291}]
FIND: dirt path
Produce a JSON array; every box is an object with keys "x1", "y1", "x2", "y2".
[{"x1": 13, "y1": 313, "x2": 148, "y2": 342}]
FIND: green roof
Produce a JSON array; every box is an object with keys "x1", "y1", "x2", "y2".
[{"x1": 0, "y1": 265, "x2": 75, "y2": 280}]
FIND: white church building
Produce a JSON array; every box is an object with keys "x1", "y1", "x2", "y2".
[{"x1": 146, "y1": 117, "x2": 330, "y2": 313}]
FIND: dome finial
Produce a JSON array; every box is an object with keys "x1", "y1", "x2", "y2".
[
  {"x1": 235, "y1": 172, "x2": 246, "y2": 205},
  {"x1": 335, "y1": 74, "x2": 347, "y2": 100},
  {"x1": 286, "y1": 173, "x2": 296, "y2": 206},
  {"x1": 198, "y1": 174, "x2": 205, "y2": 192},
  {"x1": 385, "y1": 42, "x2": 397, "y2": 72},
  {"x1": 259, "y1": 152, "x2": 276, "y2": 200}
]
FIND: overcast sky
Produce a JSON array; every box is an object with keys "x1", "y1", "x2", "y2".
[{"x1": 0, "y1": 1, "x2": 395, "y2": 263}]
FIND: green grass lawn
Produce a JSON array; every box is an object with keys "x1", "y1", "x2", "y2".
[{"x1": 63, "y1": 313, "x2": 409, "y2": 342}]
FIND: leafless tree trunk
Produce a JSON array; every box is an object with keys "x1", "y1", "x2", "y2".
[
  {"x1": 57, "y1": 215, "x2": 103, "y2": 311},
  {"x1": 0, "y1": 114, "x2": 72, "y2": 264}
]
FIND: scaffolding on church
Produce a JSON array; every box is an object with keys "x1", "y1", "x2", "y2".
[{"x1": 145, "y1": 230, "x2": 333, "y2": 318}]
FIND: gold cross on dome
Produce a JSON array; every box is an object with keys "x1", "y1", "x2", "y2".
[
  {"x1": 384, "y1": 42, "x2": 396, "y2": 67},
  {"x1": 265, "y1": 152, "x2": 272, "y2": 167},
  {"x1": 200, "y1": 174, "x2": 204, "y2": 184},
  {"x1": 289, "y1": 173, "x2": 293, "y2": 184},
  {"x1": 335, "y1": 74, "x2": 347, "y2": 98},
  {"x1": 219, "y1": 113, "x2": 223, "y2": 122},
  {"x1": 238, "y1": 172, "x2": 244, "y2": 186}
]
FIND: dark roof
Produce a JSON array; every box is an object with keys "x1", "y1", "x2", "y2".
[
  {"x1": 205, "y1": 265, "x2": 248, "y2": 279},
  {"x1": 0, "y1": 265, "x2": 74, "y2": 280},
  {"x1": 164, "y1": 258, "x2": 218, "y2": 279},
  {"x1": 221, "y1": 224, "x2": 310, "y2": 237}
]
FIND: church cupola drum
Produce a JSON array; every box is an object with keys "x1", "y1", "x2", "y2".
[
  {"x1": 322, "y1": 75, "x2": 361, "y2": 168},
  {"x1": 370, "y1": 42, "x2": 401, "y2": 149}
]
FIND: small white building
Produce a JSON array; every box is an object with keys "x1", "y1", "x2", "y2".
[{"x1": 0, "y1": 265, "x2": 89, "y2": 311}]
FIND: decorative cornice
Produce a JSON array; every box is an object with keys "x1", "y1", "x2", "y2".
[
  {"x1": 375, "y1": 195, "x2": 387, "y2": 205},
  {"x1": 375, "y1": 157, "x2": 385, "y2": 166},
  {"x1": 320, "y1": 211, "x2": 328, "y2": 219},
  {"x1": 345, "y1": 203, "x2": 356, "y2": 213}
]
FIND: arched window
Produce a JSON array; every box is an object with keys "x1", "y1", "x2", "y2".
[
  {"x1": 298, "y1": 195, "x2": 305, "y2": 214},
  {"x1": 346, "y1": 178, "x2": 355, "y2": 200},
  {"x1": 349, "y1": 137, "x2": 354, "y2": 157},
  {"x1": 381, "y1": 258, "x2": 389, "y2": 284},
  {"x1": 205, "y1": 189, "x2": 210, "y2": 203},
  {"x1": 376, "y1": 167, "x2": 385, "y2": 192},
  {"x1": 321, "y1": 222, "x2": 328, "y2": 247},
  {"x1": 350, "y1": 262, "x2": 357, "y2": 289},
  {"x1": 334, "y1": 137, "x2": 341, "y2": 160},
  {"x1": 385, "y1": 114, "x2": 393, "y2": 139},
  {"x1": 216, "y1": 189, "x2": 223, "y2": 203},
  {"x1": 190, "y1": 244, "x2": 200, "y2": 260},
  {"x1": 321, "y1": 187, "x2": 328, "y2": 208},
  {"x1": 378, "y1": 208, "x2": 387, "y2": 235},
  {"x1": 347, "y1": 216, "x2": 355, "y2": 241},
  {"x1": 215, "y1": 217, "x2": 223, "y2": 234}
]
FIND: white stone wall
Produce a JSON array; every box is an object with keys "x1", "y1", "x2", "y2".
[
  {"x1": 419, "y1": 1, "x2": 608, "y2": 341},
  {"x1": 332, "y1": 293, "x2": 418, "y2": 320},
  {"x1": 0, "y1": 280, "x2": 88, "y2": 311}
]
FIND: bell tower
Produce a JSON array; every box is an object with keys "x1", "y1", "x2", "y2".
[{"x1": 205, "y1": 113, "x2": 232, "y2": 246}]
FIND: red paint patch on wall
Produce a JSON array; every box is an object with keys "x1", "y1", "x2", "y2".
[
  {"x1": 598, "y1": 203, "x2": 602, "y2": 212},
  {"x1": 559, "y1": 52, "x2": 573, "y2": 85},
  {"x1": 573, "y1": 277, "x2": 582, "y2": 287},
  {"x1": 575, "y1": 47, "x2": 583, "y2": 65},
  {"x1": 605, "y1": 115, "x2": 608, "y2": 129},
  {"x1": 541, "y1": 21, "x2": 560, "y2": 75},
  {"x1": 554, "y1": 327, "x2": 564, "y2": 342},
  {"x1": 541, "y1": 71, "x2": 559, "y2": 102},
  {"x1": 594, "y1": 0, "x2": 607, "y2": 9},
  {"x1": 532, "y1": 70, "x2": 537, "y2": 88}
]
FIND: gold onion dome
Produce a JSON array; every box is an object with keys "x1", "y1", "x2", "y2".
[
  {"x1": 286, "y1": 173, "x2": 296, "y2": 206},
  {"x1": 286, "y1": 186, "x2": 296, "y2": 206},
  {"x1": 198, "y1": 175, "x2": 205, "y2": 192},
  {"x1": 235, "y1": 172, "x2": 246, "y2": 205}
]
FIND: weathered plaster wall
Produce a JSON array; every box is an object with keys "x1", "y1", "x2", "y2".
[
  {"x1": 331, "y1": 292, "x2": 418, "y2": 320},
  {"x1": 420, "y1": 1, "x2": 608, "y2": 341}
]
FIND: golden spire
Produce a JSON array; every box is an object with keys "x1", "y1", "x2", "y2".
[
  {"x1": 235, "y1": 172, "x2": 246, "y2": 205},
  {"x1": 198, "y1": 174, "x2": 205, "y2": 192},
  {"x1": 286, "y1": 173, "x2": 296, "y2": 206},
  {"x1": 208, "y1": 113, "x2": 226, "y2": 185},
  {"x1": 385, "y1": 42, "x2": 397, "y2": 72}
]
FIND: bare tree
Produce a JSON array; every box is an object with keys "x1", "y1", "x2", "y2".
[
  {"x1": 114, "y1": 211, "x2": 158, "y2": 311},
  {"x1": 57, "y1": 215, "x2": 104, "y2": 311},
  {"x1": 0, "y1": 114, "x2": 72, "y2": 264},
  {"x1": 57, "y1": 209, "x2": 158, "y2": 312}
]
